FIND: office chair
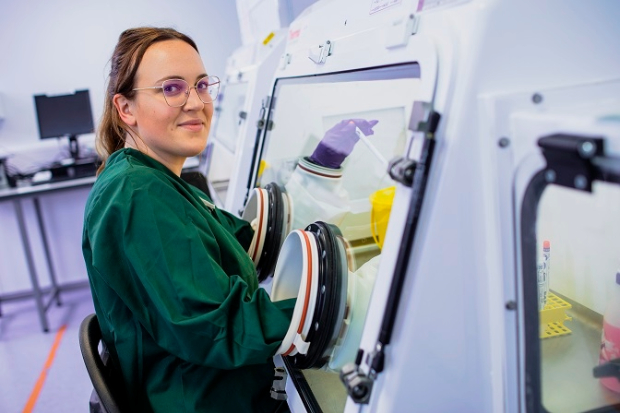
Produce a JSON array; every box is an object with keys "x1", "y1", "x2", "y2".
[{"x1": 79, "y1": 313, "x2": 127, "y2": 413}]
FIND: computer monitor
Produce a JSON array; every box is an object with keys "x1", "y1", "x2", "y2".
[{"x1": 34, "y1": 90, "x2": 95, "y2": 160}]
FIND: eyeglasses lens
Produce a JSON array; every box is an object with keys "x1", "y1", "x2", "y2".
[
  {"x1": 196, "y1": 77, "x2": 216, "y2": 104},
  {"x1": 161, "y1": 77, "x2": 220, "y2": 107},
  {"x1": 162, "y1": 79, "x2": 188, "y2": 107}
]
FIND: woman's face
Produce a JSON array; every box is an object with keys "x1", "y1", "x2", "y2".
[{"x1": 118, "y1": 39, "x2": 213, "y2": 173}]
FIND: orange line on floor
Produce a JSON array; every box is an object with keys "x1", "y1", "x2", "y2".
[{"x1": 22, "y1": 324, "x2": 68, "y2": 413}]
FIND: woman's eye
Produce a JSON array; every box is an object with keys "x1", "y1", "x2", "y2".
[{"x1": 163, "y1": 81, "x2": 185, "y2": 95}]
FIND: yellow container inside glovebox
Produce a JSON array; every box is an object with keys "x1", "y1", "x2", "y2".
[{"x1": 540, "y1": 292, "x2": 573, "y2": 339}]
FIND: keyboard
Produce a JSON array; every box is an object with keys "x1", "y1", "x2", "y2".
[
  {"x1": 31, "y1": 159, "x2": 98, "y2": 185},
  {"x1": 31, "y1": 173, "x2": 95, "y2": 186}
]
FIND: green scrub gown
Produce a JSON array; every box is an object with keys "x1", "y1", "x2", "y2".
[{"x1": 82, "y1": 148, "x2": 295, "y2": 412}]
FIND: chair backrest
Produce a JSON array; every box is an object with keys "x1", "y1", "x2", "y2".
[
  {"x1": 181, "y1": 169, "x2": 213, "y2": 199},
  {"x1": 79, "y1": 313, "x2": 127, "y2": 413}
]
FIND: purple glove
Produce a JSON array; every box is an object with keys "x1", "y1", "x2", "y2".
[{"x1": 309, "y1": 119, "x2": 379, "y2": 169}]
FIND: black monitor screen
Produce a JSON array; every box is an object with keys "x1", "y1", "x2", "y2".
[{"x1": 34, "y1": 90, "x2": 94, "y2": 140}]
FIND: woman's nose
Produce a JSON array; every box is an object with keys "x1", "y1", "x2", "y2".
[{"x1": 184, "y1": 87, "x2": 204, "y2": 109}]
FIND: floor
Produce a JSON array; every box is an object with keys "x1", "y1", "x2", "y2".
[{"x1": 0, "y1": 285, "x2": 95, "y2": 413}]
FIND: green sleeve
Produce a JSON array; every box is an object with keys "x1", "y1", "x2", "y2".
[
  {"x1": 86, "y1": 174, "x2": 295, "y2": 369},
  {"x1": 184, "y1": 184, "x2": 254, "y2": 249}
]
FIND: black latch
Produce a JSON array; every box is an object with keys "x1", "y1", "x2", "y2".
[
  {"x1": 593, "y1": 358, "x2": 620, "y2": 382},
  {"x1": 538, "y1": 134, "x2": 605, "y2": 192}
]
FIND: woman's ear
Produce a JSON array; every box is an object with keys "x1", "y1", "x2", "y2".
[{"x1": 113, "y1": 94, "x2": 137, "y2": 127}]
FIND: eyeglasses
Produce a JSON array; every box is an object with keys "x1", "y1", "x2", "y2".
[{"x1": 133, "y1": 75, "x2": 220, "y2": 107}]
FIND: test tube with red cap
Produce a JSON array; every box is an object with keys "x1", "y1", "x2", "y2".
[
  {"x1": 538, "y1": 240, "x2": 551, "y2": 310},
  {"x1": 543, "y1": 240, "x2": 550, "y2": 300}
]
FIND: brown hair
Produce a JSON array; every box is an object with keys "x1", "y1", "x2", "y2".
[{"x1": 96, "y1": 27, "x2": 199, "y2": 174}]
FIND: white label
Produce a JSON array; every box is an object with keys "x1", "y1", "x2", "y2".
[
  {"x1": 417, "y1": 0, "x2": 472, "y2": 12},
  {"x1": 370, "y1": 0, "x2": 403, "y2": 15}
]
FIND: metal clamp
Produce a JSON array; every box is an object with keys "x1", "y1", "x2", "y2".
[
  {"x1": 256, "y1": 96, "x2": 274, "y2": 131},
  {"x1": 270, "y1": 367, "x2": 288, "y2": 401},
  {"x1": 308, "y1": 40, "x2": 333, "y2": 64},
  {"x1": 340, "y1": 362, "x2": 373, "y2": 404},
  {"x1": 389, "y1": 156, "x2": 417, "y2": 187},
  {"x1": 387, "y1": 104, "x2": 440, "y2": 187},
  {"x1": 280, "y1": 53, "x2": 291, "y2": 70}
]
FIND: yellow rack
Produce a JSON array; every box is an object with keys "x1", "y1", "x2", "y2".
[{"x1": 540, "y1": 292, "x2": 573, "y2": 339}]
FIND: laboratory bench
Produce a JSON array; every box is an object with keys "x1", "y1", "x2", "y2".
[
  {"x1": 0, "y1": 176, "x2": 96, "y2": 332},
  {"x1": 0, "y1": 156, "x2": 206, "y2": 333}
]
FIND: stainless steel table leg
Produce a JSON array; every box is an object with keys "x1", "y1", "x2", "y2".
[
  {"x1": 13, "y1": 198, "x2": 49, "y2": 332},
  {"x1": 33, "y1": 197, "x2": 61, "y2": 306}
]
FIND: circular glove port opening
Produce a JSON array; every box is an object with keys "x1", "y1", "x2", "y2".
[
  {"x1": 271, "y1": 221, "x2": 351, "y2": 370},
  {"x1": 242, "y1": 183, "x2": 291, "y2": 281}
]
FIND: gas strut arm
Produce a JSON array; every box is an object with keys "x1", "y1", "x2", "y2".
[{"x1": 340, "y1": 109, "x2": 440, "y2": 404}]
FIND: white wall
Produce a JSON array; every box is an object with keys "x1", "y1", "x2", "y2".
[
  {"x1": 0, "y1": 0, "x2": 241, "y2": 294},
  {"x1": 0, "y1": 0, "x2": 240, "y2": 150}
]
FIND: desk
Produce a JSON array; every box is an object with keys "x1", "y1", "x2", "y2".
[{"x1": 0, "y1": 176, "x2": 96, "y2": 332}]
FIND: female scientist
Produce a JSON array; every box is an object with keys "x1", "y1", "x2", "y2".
[{"x1": 82, "y1": 27, "x2": 295, "y2": 412}]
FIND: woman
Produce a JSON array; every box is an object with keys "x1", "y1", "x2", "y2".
[{"x1": 82, "y1": 27, "x2": 295, "y2": 412}]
